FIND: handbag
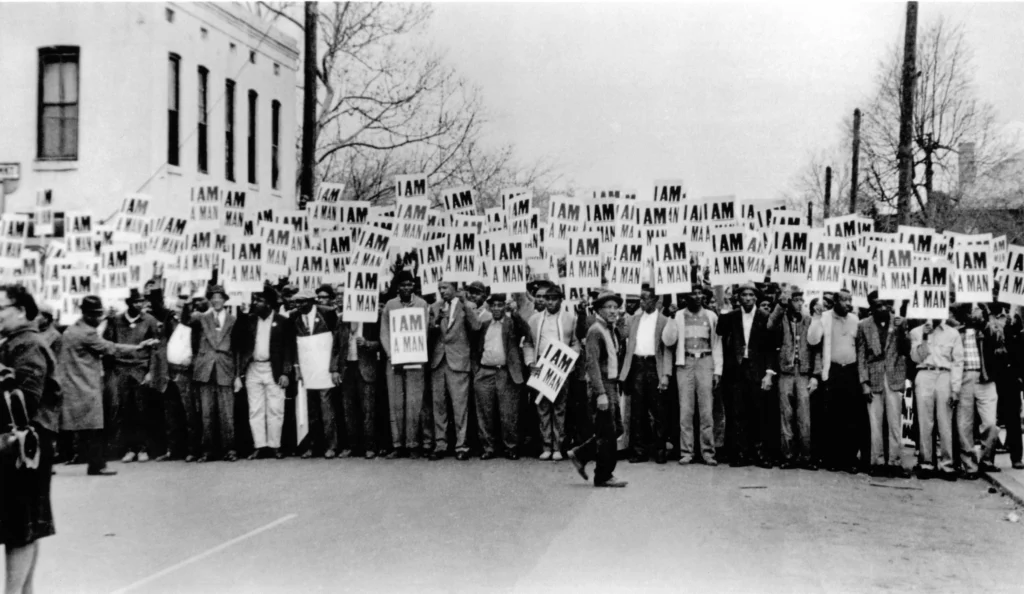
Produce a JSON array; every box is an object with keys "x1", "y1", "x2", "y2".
[
  {"x1": 167, "y1": 323, "x2": 193, "y2": 367},
  {"x1": 1, "y1": 388, "x2": 40, "y2": 470}
]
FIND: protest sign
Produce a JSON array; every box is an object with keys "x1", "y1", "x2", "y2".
[
  {"x1": 740, "y1": 198, "x2": 786, "y2": 231},
  {"x1": 393, "y1": 197, "x2": 430, "y2": 250},
  {"x1": 769, "y1": 225, "x2": 810, "y2": 286},
  {"x1": 490, "y1": 235, "x2": 526, "y2": 294},
  {"x1": 110, "y1": 195, "x2": 151, "y2": 243},
  {"x1": 220, "y1": 188, "x2": 246, "y2": 233},
  {"x1": 638, "y1": 203, "x2": 681, "y2": 246},
  {"x1": 151, "y1": 216, "x2": 188, "y2": 266},
  {"x1": 998, "y1": 245, "x2": 1024, "y2": 307},
  {"x1": 296, "y1": 333, "x2": 334, "y2": 390},
  {"x1": 316, "y1": 182, "x2": 346, "y2": 203},
  {"x1": 444, "y1": 229, "x2": 478, "y2": 283},
  {"x1": 182, "y1": 229, "x2": 219, "y2": 281},
  {"x1": 450, "y1": 213, "x2": 486, "y2": 235},
  {"x1": 260, "y1": 222, "x2": 291, "y2": 278},
  {"x1": 34, "y1": 189, "x2": 54, "y2": 237},
  {"x1": 652, "y1": 180, "x2": 685, "y2": 202},
  {"x1": 993, "y1": 235, "x2": 1008, "y2": 274},
  {"x1": 394, "y1": 173, "x2": 428, "y2": 199},
  {"x1": 389, "y1": 308, "x2": 429, "y2": 365},
  {"x1": 651, "y1": 236, "x2": 691, "y2": 295},
  {"x1": 417, "y1": 238, "x2": 446, "y2": 296},
  {"x1": 0, "y1": 214, "x2": 29, "y2": 269},
  {"x1": 839, "y1": 250, "x2": 876, "y2": 309},
  {"x1": 223, "y1": 238, "x2": 264, "y2": 292},
  {"x1": 744, "y1": 231, "x2": 768, "y2": 282},
  {"x1": 321, "y1": 229, "x2": 352, "y2": 285},
  {"x1": 189, "y1": 184, "x2": 221, "y2": 231},
  {"x1": 58, "y1": 268, "x2": 92, "y2": 325},
  {"x1": 485, "y1": 207, "x2": 506, "y2": 233},
  {"x1": 898, "y1": 225, "x2": 938, "y2": 261},
  {"x1": 952, "y1": 240, "x2": 992, "y2": 303},
  {"x1": 440, "y1": 185, "x2": 476, "y2": 216},
  {"x1": 608, "y1": 238, "x2": 644, "y2": 294},
  {"x1": 907, "y1": 262, "x2": 950, "y2": 320},
  {"x1": 806, "y1": 230, "x2": 844, "y2": 293},
  {"x1": 615, "y1": 199, "x2": 639, "y2": 241},
  {"x1": 506, "y1": 193, "x2": 532, "y2": 238},
  {"x1": 526, "y1": 339, "x2": 580, "y2": 403},
  {"x1": 99, "y1": 244, "x2": 131, "y2": 301},
  {"x1": 585, "y1": 198, "x2": 617, "y2": 246},
  {"x1": 876, "y1": 244, "x2": 914, "y2": 300},
  {"x1": 547, "y1": 196, "x2": 582, "y2": 244},
  {"x1": 710, "y1": 226, "x2": 747, "y2": 286},
  {"x1": 343, "y1": 267, "x2": 380, "y2": 323},
  {"x1": 293, "y1": 251, "x2": 326, "y2": 292},
  {"x1": 824, "y1": 213, "x2": 873, "y2": 250},
  {"x1": 350, "y1": 226, "x2": 391, "y2": 271},
  {"x1": 565, "y1": 232, "x2": 602, "y2": 292},
  {"x1": 700, "y1": 196, "x2": 738, "y2": 228}
]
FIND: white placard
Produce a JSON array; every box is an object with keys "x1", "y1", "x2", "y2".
[
  {"x1": 389, "y1": 308, "x2": 428, "y2": 366},
  {"x1": 907, "y1": 262, "x2": 950, "y2": 320},
  {"x1": 526, "y1": 339, "x2": 580, "y2": 403}
]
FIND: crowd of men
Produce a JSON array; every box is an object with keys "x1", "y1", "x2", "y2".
[{"x1": 45, "y1": 271, "x2": 1024, "y2": 488}]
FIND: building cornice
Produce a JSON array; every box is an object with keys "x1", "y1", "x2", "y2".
[{"x1": 169, "y1": 1, "x2": 300, "y2": 65}]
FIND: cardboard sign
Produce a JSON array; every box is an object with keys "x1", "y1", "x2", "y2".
[
  {"x1": 58, "y1": 268, "x2": 93, "y2": 325},
  {"x1": 526, "y1": 339, "x2": 580, "y2": 402},
  {"x1": 699, "y1": 196, "x2": 738, "y2": 228},
  {"x1": 710, "y1": 226, "x2": 747, "y2": 286},
  {"x1": 485, "y1": 207, "x2": 506, "y2": 233},
  {"x1": 219, "y1": 188, "x2": 246, "y2": 233},
  {"x1": 898, "y1": 225, "x2": 937, "y2": 261},
  {"x1": 769, "y1": 225, "x2": 810, "y2": 286},
  {"x1": 616, "y1": 199, "x2": 639, "y2": 241},
  {"x1": 343, "y1": 267, "x2": 380, "y2": 323},
  {"x1": 260, "y1": 222, "x2": 291, "y2": 278},
  {"x1": 389, "y1": 308, "x2": 428, "y2": 365},
  {"x1": 189, "y1": 184, "x2": 221, "y2": 231},
  {"x1": 316, "y1": 182, "x2": 346, "y2": 203},
  {"x1": 740, "y1": 198, "x2": 786, "y2": 231},
  {"x1": 876, "y1": 244, "x2": 914, "y2": 301},
  {"x1": 824, "y1": 213, "x2": 873, "y2": 251},
  {"x1": 651, "y1": 236, "x2": 691, "y2": 295},
  {"x1": 490, "y1": 235, "x2": 526, "y2": 294},
  {"x1": 565, "y1": 232, "x2": 602, "y2": 292},
  {"x1": 444, "y1": 229, "x2": 479, "y2": 283},
  {"x1": 907, "y1": 263, "x2": 950, "y2": 320},
  {"x1": 440, "y1": 185, "x2": 476, "y2": 216},
  {"x1": 0, "y1": 214, "x2": 30, "y2": 268},
  {"x1": 638, "y1": 203, "x2": 682, "y2": 247},
  {"x1": 417, "y1": 238, "x2": 446, "y2": 296},
  {"x1": 745, "y1": 231, "x2": 768, "y2": 282},
  {"x1": 952, "y1": 241, "x2": 992, "y2": 303},
  {"x1": 608, "y1": 238, "x2": 644, "y2": 295},
  {"x1": 99, "y1": 244, "x2": 131, "y2": 300},
  {"x1": 652, "y1": 180, "x2": 685, "y2": 202},
  {"x1": 997, "y1": 245, "x2": 1024, "y2": 308},
  {"x1": 392, "y1": 197, "x2": 430, "y2": 250},
  {"x1": 321, "y1": 229, "x2": 353, "y2": 285},
  {"x1": 547, "y1": 196, "x2": 582, "y2": 244},
  {"x1": 152, "y1": 216, "x2": 188, "y2": 266},
  {"x1": 293, "y1": 251, "x2": 326, "y2": 292},
  {"x1": 297, "y1": 333, "x2": 334, "y2": 390},
  {"x1": 506, "y1": 193, "x2": 533, "y2": 238},
  {"x1": 182, "y1": 229, "x2": 219, "y2": 282},
  {"x1": 34, "y1": 189, "x2": 54, "y2": 237},
  {"x1": 806, "y1": 230, "x2": 844, "y2": 293},
  {"x1": 350, "y1": 226, "x2": 391, "y2": 271},
  {"x1": 585, "y1": 198, "x2": 617, "y2": 247},
  {"x1": 394, "y1": 174, "x2": 428, "y2": 199}
]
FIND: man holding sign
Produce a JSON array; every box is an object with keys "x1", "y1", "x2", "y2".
[
  {"x1": 909, "y1": 316, "x2": 964, "y2": 480},
  {"x1": 380, "y1": 271, "x2": 431, "y2": 459}
]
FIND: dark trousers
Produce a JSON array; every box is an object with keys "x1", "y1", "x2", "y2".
[
  {"x1": 163, "y1": 366, "x2": 191, "y2": 458},
  {"x1": 574, "y1": 379, "x2": 622, "y2": 485},
  {"x1": 302, "y1": 388, "x2": 339, "y2": 454},
  {"x1": 627, "y1": 357, "x2": 664, "y2": 458},
  {"x1": 996, "y1": 376, "x2": 1022, "y2": 463},
  {"x1": 340, "y1": 370, "x2": 376, "y2": 453},
  {"x1": 76, "y1": 429, "x2": 107, "y2": 472},
  {"x1": 566, "y1": 375, "x2": 591, "y2": 449},
  {"x1": 180, "y1": 373, "x2": 203, "y2": 457},
  {"x1": 199, "y1": 383, "x2": 235, "y2": 456},
  {"x1": 110, "y1": 369, "x2": 160, "y2": 456},
  {"x1": 810, "y1": 380, "x2": 827, "y2": 464},
  {"x1": 825, "y1": 363, "x2": 863, "y2": 469},
  {"x1": 474, "y1": 366, "x2": 520, "y2": 454},
  {"x1": 725, "y1": 359, "x2": 766, "y2": 462}
]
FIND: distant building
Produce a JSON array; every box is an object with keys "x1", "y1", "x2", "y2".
[{"x1": 0, "y1": 2, "x2": 299, "y2": 227}]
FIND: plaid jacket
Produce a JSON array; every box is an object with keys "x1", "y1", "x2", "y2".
[{"x1": 856, "y1": 314, "x2": 909, "y2": 392}]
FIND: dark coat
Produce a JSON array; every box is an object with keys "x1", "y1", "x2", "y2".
[
  {"x1": 717, "y1": 307, "x2": 773, "y2": 378},
  {"x1": 471, "y1": 312, "x2": 533, "y2": 385},
  {"x1": 0, "y1": 325, "x2": 58, "y2": 433},
  {"x1": 618, "y1": 310, "x2": 671, "y2": 381},
  {"x1": 235, "y1": 312, "x2": 295, "y2": 380},
  {"x1": 428, "y1": 298, "x2": 481, "y2": 372},
  {"x1": 290, "y1": 305, "x2": 338, "y2": 338},
  {"x1": 102, "y1": 311, "x2": 162, "y2": 381},
  {"x1": 856, "y1": 313, "x2": 909, "y2": 392},
  {"x1": 190, "y1": 309, "x2": 237, "y2": 386},
  {"x1": 57, "y1": 320, "x2": 140, "y2": 430},
  {"x1": 331, "y1": 322, "x2": 381, "y2": 383},
  {"x1": 767, "y1": 304, "x2": 821, "y2": 376}
]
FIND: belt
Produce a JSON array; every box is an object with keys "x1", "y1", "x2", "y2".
[
  {"x1": 480, "y1": 363, "x2": 506, "y2": 370},
  {"x1": 832, "y1": 362, "x2": 857, "y2": 369},
  {"x1": 633, "y1": 355, "x2": 657, "y2": 361},
  {"x1": 918, "y1": 366, "x2": 949, "y2": 372},
  {"x1": 254, "y1": 359, "x2": 270, "y2": 363},
  {"x1": 686, "y1": 352, "x2": 711, "y2": 359}
]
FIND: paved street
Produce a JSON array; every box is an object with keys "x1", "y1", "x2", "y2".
[{"x1": 37, "y1": 456, "x2": 1024, "y2": 594}]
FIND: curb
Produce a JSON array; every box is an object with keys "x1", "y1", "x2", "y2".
[{"x1": 982, "y1": 471, "x2": 1024, "y2": 507}]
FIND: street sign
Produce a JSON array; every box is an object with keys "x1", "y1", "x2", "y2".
[{"x1": 0, "y1": 164, "x2": 20, "y2": 181}]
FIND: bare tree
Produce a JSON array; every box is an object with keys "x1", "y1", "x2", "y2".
[{"x1": 780, "y1": 141, "x2": 854, "y2": 225}]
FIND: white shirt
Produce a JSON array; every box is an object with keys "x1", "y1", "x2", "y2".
[
  {"x1": 254, "y1": 314, "x2": 273, "y2": 361},
  {"x1": 125, "y1": 312, "x2": 140, "y2": 325},
  {"x1": 443, "y1": 300, "x2": 456, "y2": 329},
  {"x1": 214, "y1": 309, "x2": 227, "y2": 330},
  {"x1": 537, "y1": 311, "x2": 562, "y2": 358},
  {"x1": 634, "y1": 310, "x2": 658, "y2": 356},
  {"x1": 305, "y1": 309, "x2": 319, "y2": 334},
  {"x1": 741, "y1": 307, "x2": 755, "y2": 358},
  {"x1": 347, "y1": 323, "x2": 360, "y2": 362}
]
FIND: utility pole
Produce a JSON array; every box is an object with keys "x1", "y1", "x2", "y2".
[
  {"x1": 807, "y1": 201, "x2": 813, "y2": 226},
  {"x1": 824, "y1": 166, "x2": 832, "y2": 219},
  {"x1": 850, "y1": 108, "x2": 861, "y2": 214},
  {"x1": 299, "y1": 1, "x2": 318, "y2": 210},
  {"x1": 896, "y1": 1, "x2": 918, "y2": 225}
]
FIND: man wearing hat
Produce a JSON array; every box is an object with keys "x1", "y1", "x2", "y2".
[
  {"x1": 767, "y1": 285, "x2": 820, "y2": 470},
  {"x1": 428, "y1": 279, "x2": 482, "y2": 461},
  {"x1": 472, "y1": 293, "x2": 533, "y2": 460},
  {"x1": 289, "y1": 288, "x2": 340, "y2": 459},
  {"x1": 568, "y1": 290, "x2": 627, "y2": 487},
  {"x1": 190, "y1": 284, "x2": 239, "y2": 462},
  {"x1": 331, "y1": 299, "x2": 383, "y2": 459},
  {"x1": 619, "y1": 285, "x2": 671, "y2": 464},
  {"x1": 237, "y1": 286, "x2": 295, "y2": 459},
  {"x1": 717, "y1": 282, "x2": 775, "y2": 467},
  {"x1": 380, "y1": 270, "x2": 431, "y2": 458},
  {"x1": 58, "y1": 296, "x2": 159, "y2": 475},
  {"x1": 103, "y1": 288, "x2": 164, "y2": 464}
]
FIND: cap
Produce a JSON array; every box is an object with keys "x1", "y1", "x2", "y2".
[
  {"x1": 294, "y1": 288, "x2": 316, "y2": 301},
  {"x1": 592, "y1": 290, "x2": 623, "y2": 310}
]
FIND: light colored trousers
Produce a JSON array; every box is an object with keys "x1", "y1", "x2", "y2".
[
  {"x1": 246, "y1": 362, "x2": 285, "y2": 449},
  {"x1": 957, "y1": 371, "x2": 998, "y2": 474},
  {"x1": 915, "y1": 369, "x2": 954, "y2": 473},
  {"x1": 677, "y1": 356, "x2": 715, "y2": 461},
  {"x1": 386, "y1": 364, "x2": 427, "y2": 450},
  {"x1": 868, "y1": 373, "x2": 903, "y2": 468}
]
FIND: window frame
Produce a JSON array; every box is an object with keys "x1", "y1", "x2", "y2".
[
  {"x1": 197, "y1": 66, "x2": 208, "y2": 173},
  {"x1": 225, "y1": 79, "x2": 235, "y2": 182},
  {"x1": 168, "y1": 53, "x2": 181, "y2": 167},
  {"x1": 247, "y1": 90, "x2": 258, "y2": 185},
  {"x1": 37, "y1": 46, "x2": 80, "y2": 161},
  {"x1": 271, "y1": 100, "x2": 280, "y2": 190}
]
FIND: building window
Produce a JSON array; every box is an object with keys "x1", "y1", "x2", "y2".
[
  {"x1": 197, "y1": 66, "x2": 208, "y2": 173},
  {"x1": 273, "y1": 63, "x2": 280, "y2": 76},
  {"x1": 249, "y1": 50, "x2": 256, "y2": 64},
  {"x1": 230, "y1": 42, "x2": 236, "y2": 54},
  {"x1": 167, "y1": 53, "x2": 180, "y2": 166},
  {"x1": 166, "y1": 8, "x2": 174, "y2": 22},
  {"x1": 200, "y1": 27, "x2": 208, "y2": 40},
  {"x1": 271, "y1": 100, "x2": 280, "y2": 190},
  {"x1": 225, "y1": 79, "x2": 235, "y2": 181},
  {"x1": 247, "y1": 90, "x2": 257, "y2": 185},
  {"x1": 37, "y1": 46, "x2": 79, "y2": 160}
]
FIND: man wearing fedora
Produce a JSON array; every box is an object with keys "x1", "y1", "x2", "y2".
[
  {"x1": 190, "y1": 284, "x2": 239, "y2": 462},
  {"x1": 568, "y1": 290, "x2": 627, "y2": 487},
  {"x1": 102, "y1": 288, "x2": 164, "y2": 463},
  {"x1": 58, "y1": 295, "x2": 159, "y2": 475},
  {"x1": 236, "y1": 286, "x2": 294, "y2": 460},
  {"x1": 289, "y1": 288, "x2": 340, "y2": 459}
]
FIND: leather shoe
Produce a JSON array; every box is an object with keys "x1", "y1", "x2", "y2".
[
  {"x1": 365, "y1": 451, "x2": 377, "y2": 460},
  {"x1": 384, "y1": 449, "x2": 404, "y2": 460},
  {"x1": 300, "y1": 451, "x2": 312, "y2": 459},
  {"x1": 455, "y1": 451, "x2": 470, "y2": 461},
  {"x1": 224, "y1": 451, "x2": 238, "y2": 462},
  {"x1": 65, "y1": 455, "x2": 85, "y2": 465},
  {"x1": 960, "y1": 471, "x2": 980, "y2": 481},
  {"x1": 480, "y1": 452, "x2": 496, "y2": 461},
  {"x1": 339, "y1": 449, "x2": 353, "y2": 458},
  {"x1": 154, "y1": 453, "x2": 173, "y2": 462},
  {"x1": 196, "y1": 455, "x2": 209, "y2": 463},
  {"x1": 891, "y1": 466, "x2": 911, "y2": 478},
  {"x1": 505, "y1": 452, "x2": 520, "y2": 461},
  {"x1": 428, "y1": 451, "x2": 444, "y2": 461},
  {"x1": 980, "y1": 461, "x2": 1002, "y2": 473},
  {"x1": 937, "y1": 470, "x2": 958, "y2": 482},
  {"x1": 1013, "y1": 461, "x2": 1024, "y2": 470},
  {"x1": 274, "y1": 449, "x2": 285, "y2": 459},
  {"x1": 629, "y1": 455, "x2": 648, "y2": 464},
  {"x1": 704, "y1": 458, "x2": 718, "y2": 467},
  {"x1": 595, "y1": 478, "x2": 628, "y2": 488},
  {"x1": 409, "y1": 449, "x2": 422, "y2": 460},
  {"x1": 88, "y1": 467, "x2": 118, "y2": 476},
  {"x1": 654, "y1": 451, "x2": 667, "y2": 465},
  {"x1": 247, "y1": 450, "x2": 261, "y2": 461},
  {"x1": 184, "y1": 455, "x2": 197, "y2": 463},
  {"x1": 568, "y1": 448, "x2": 589, "y2": 481},
  {"x1": 324, "y1": 449, "x2": 337, "y2": 460},
  {"x1": 121, "y1": 452, "x2": 136, "y2": 463}
]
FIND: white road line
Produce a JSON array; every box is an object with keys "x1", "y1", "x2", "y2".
[{"x1": 110, "y1": 513, "x2": 298, "y2": 594}]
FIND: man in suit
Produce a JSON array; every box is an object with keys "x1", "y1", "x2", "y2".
[
  {"x1": 331, "y1": 293, "x2": 383, "y2": 459},
  {"x1": 664, "y1": 285, "x2": 723, "y2": 466},
  {"x1": 472, "y1": 293, "x2": 533, "y2": 460},
  {"x1": 236, "y1": 286, "x2": 294, "y2": 460},
  {"x1": 856, "y1": 290, "x2": 910, "y2": 478},
  {"x1": 717, "y1": 283, "x2": 775, "y2": 468},
  {"x1": 381, "y1": 270, "x2": 431, "y2": 458},
  {"x1": 290, "y1": 288, "x2": 340, "y2": 459},
  {"x1": 768, "y1": 286, "x2": 821, "y2": 470},
  {"x1": 104, "y1": 288, "x2": 163, "y2": 463},
  {"x1": 568, "y1": 290, "x2": 627, "y2": 488},
  {"x1": 428, "y1": 279, "x2": 481, "y2": 461},
  {"x1": 619, "y1": 284, "x2": 672, "y2": 464},
  {"x1": 190, "y1": 284, "x2": 238, "y2": 462},
  {"x1": 524, "y1": 282, "x2": 581, "y2": 461},
  {"x1": 808, "y1": 288, "x2": 866, "y2": 473}
]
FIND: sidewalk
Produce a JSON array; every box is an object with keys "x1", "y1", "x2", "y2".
[{"x1": 982, "y1": 452, "x2": 1024, "y2": 506}]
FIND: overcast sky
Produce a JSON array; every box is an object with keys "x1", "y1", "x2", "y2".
[{"x1": 425, "y1": 2, "x2": 1024, "y2": 201}]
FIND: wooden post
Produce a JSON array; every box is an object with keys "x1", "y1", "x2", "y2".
[
  {"x1": 824, "y1": 166, "x2": 832, "y2": 219},
  {"x1": 896, "y1": 2, "x2": 918, "y2": 225},
  {"x1": 299, "y1": 1, "x2": 318, "y2": 210},
  {"x1": 850, "y1": 109, "x2": 860, "y2": 214}
]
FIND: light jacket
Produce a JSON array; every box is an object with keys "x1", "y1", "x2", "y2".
[{"x1": 662, "y1": 308, "x2": 723, "y2": 377}]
